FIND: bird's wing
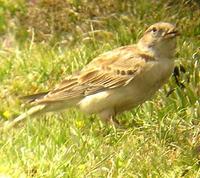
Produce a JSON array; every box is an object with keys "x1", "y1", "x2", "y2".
[{"x1": 35, "y1": 45, "x2": 156, "y2": 103}]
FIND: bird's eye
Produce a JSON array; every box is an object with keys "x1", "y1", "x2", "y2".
[{"x1": 152, "y1": 27, "x2": 157, "y2": 33}]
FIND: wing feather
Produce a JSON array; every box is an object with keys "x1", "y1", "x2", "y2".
[{"x1": 35, "y1": 45, "x2": 155, "y2": 103}]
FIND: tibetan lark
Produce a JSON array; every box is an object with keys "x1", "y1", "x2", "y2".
[{"x1": 2, "y1": 22, "x2": 179, "y2": 130}]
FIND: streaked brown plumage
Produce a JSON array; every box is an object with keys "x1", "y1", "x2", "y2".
[{"x1": 2, "y1": 22, "x2": 179, "y2": 130}]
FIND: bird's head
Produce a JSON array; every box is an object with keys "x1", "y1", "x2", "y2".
[{"x1": 138, "y1": 22, "x2": 179, "y2": 58}]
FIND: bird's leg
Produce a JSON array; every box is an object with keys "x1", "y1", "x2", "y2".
[
  {"x1": 100, "y1": 115, "x2": 120, "y2": 128},
  {"x1": 109, "y1": 115, "x2": 120, "y2": 127},
  {"x1": 99, "y1": 109, "x2": 120, "y2": 127}
]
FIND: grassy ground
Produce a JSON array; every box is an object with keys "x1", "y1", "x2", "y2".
[{"x1": 0, "y1": 0, "x2": 200, "y2": 177}]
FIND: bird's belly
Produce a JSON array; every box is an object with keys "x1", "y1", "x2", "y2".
[
  {"x1": 78, "y1": 84, "x2": 152, "y2": 115},
  {"x1": 77, "y1": 80, "x2": 159, "y2": 115},
  {"x1": 78, "y1": 91, "x2": 111, "y2": 114}
]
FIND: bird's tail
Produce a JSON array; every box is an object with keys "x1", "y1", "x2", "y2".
[{"x1": 1, "y1": 104, "x2": 46, "y2": 132}]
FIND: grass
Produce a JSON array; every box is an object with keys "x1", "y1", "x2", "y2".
[{"x1": 0, "y1": 0, "x2": 200, "y2": 177}]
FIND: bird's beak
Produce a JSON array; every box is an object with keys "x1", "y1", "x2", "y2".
[{"x1": 164, "y1": 30, "x2": 180, "y2": 38}]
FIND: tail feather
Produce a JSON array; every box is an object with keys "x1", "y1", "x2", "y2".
[
  {"x1": 20, "y1": 92, "x2": 49, "y2": 103},
  {"x1": 1, "y1": 104, "x2": 46, "y2": 132}
]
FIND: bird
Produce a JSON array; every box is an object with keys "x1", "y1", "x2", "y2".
[{"x1": 2, "y1": 22, "x2": 179, "y2": 130}]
